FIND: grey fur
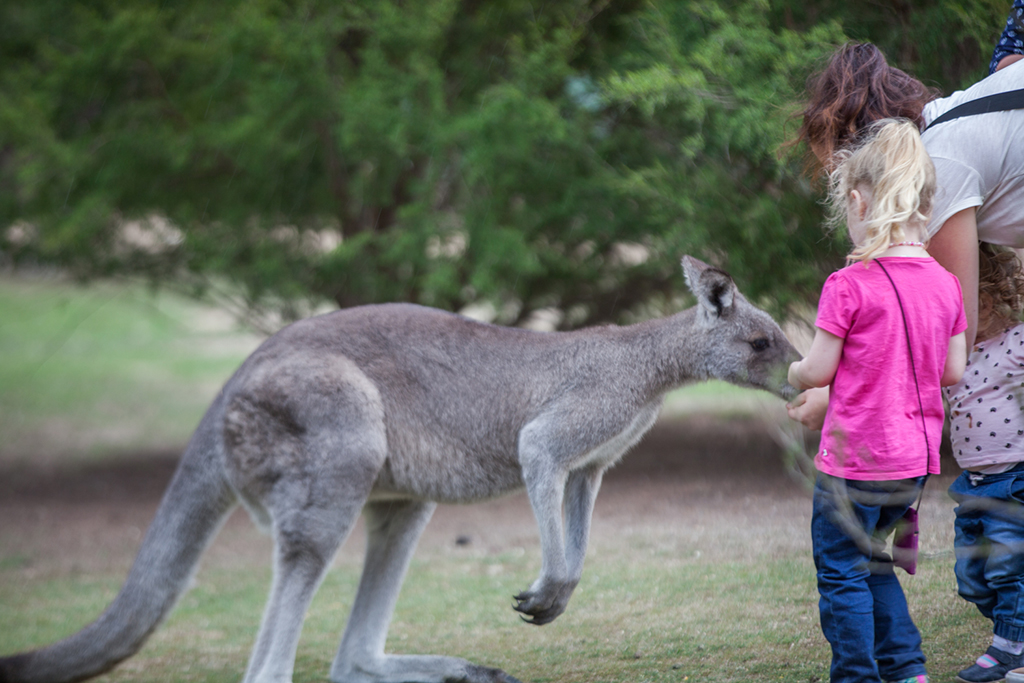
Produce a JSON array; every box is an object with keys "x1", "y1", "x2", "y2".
[{"x1": 0, "y1": 256, "x2": 799, "y2": 683}]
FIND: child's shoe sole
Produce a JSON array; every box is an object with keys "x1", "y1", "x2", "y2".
[{"x1": 1005, "y1": 667, "x2": 1024, "y2": 683}]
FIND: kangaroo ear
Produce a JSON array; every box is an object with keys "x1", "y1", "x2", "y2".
[{"x1": 682, "y1": 255, "x2": 735, "y2": 317}]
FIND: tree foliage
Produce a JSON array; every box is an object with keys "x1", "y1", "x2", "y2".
[{"x1": 0, "y1": 0, "x2": 1009, "y2": 328}]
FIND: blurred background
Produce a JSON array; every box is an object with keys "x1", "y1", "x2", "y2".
[
  {"x1": 1, "y1": 5, "x2": 1012, "y2": 679},
  {"x1": 0, "y1": 0, "x2": 1011, "y2": 459}
]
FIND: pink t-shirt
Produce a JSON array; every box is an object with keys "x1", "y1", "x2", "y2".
[{"x1": 815, "y1": 257, "x2": 967, "y2": 480}]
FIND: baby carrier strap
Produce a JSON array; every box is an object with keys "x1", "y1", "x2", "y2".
[{"x1": 925, "y1": 88, "x2": 1024, "y2": 131}]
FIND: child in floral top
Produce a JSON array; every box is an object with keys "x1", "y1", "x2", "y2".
[{"x1": 945, "y1": 244, "x2": 1024, "y2": 683}]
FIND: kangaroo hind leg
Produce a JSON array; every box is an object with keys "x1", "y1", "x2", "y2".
[
  {"x1": 240, "y1": 454, "x2": 377, "y2": 683},
  {"x1": 329, "y1": 500, "x2": 522, "y2": 683},
  {"x1": 225, "y1": 356, "x2": 386, "y2": 683}
]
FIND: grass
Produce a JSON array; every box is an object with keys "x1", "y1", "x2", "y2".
[
  {"x1": 0, "y1": 550, "x2": 992, "y2": 683},
  {"x1": 0, "y1": 274, "x2": 262, "y2": 464},
  {"x1": 663, "y1": 379, "x2": 787, "y2": 420}
]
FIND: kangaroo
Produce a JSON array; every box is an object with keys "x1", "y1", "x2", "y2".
[{"x1": 0, "y1": 256, "x2": 799, "y2": 683}]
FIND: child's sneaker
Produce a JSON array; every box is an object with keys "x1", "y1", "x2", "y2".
[
  {"x1": 957, "y1": 647, "x2": 1024, "y2": 683},
  {"x1": 1006, "y1": 666, "x2": 1024, "y2": 683},
  {"x1": 887, "y1": 676, "x2": 928, "y2": 683}
]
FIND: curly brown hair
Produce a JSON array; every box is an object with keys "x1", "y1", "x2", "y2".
[
  {"x1": 977, "y1": 243, "x2": 1024, "y2": 341},
  {"x1": 792, "y1": 43, "x2": 940, "y2": 173}
]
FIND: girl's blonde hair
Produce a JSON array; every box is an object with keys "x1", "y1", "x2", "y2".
[
  {"x1": 825, "y1": 118, "x2": 936, "y2": 263},
  {"x1": 977, "y1": 243, "x2": 1024, "y2": 340}
]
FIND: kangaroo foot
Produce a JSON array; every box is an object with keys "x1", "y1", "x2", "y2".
[
  {"x1": 331, "y1": 654, "x2": 522, "y2": 683},
  {"x1": 444, "y1": 665, "x2": 524, "y2": 683}
]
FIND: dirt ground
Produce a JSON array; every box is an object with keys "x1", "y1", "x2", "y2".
[{"x1": 0, "y1": 414, "x2": 964, "y2": 581}]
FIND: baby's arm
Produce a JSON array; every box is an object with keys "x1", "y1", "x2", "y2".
[
  {"x1": 788, "y1": 327, "x2": 844, "y2": 391},
  {"x1": 941, "y1": 332, "x2": 968, "y2": 386}
]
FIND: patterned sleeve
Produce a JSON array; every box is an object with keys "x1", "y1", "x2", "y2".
[
  {"x1": 990, "y1": 0, "x2": 1024, "y2": 74},
  {"x1": 815, "y1": 271, "x2": 854, "y2": 340}
]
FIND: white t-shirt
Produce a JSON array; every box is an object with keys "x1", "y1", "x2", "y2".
[
  {"x1": 944, "y1": 323, "x2": 1024, "y2": 471},
  {"x1": 922, "y1": 61, "x2": 1024, "y2": 246}
]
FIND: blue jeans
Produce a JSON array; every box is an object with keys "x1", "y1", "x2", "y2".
[
  {"x1": 812, "y1": 475, "x2": 927, "y2": 683},
  {"x1": 949, "y1": 463, "x2": 1024, "y2": 641}
]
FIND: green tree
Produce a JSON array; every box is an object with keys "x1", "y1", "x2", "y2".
[
  {"x1": 771, "y1": 0, "x2": 1008, "y2": 89},
  {"x1": 0, "y1": 0, "x2": 1009, "y2": 329}
]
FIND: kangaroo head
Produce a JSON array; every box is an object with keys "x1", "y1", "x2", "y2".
[{"x1": 682, "y1": 256, "x2": 800, "y2": 399}]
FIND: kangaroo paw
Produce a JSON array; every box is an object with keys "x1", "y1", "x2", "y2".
[{"x1": 511, "y1": 580, "x2": 576, "y2": 625}]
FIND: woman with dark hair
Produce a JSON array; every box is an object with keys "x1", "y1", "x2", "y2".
[
  {"x1": 789, "y1": 42, "x2": 1024, "y2": 417},
  {"x1": 787, "y1": 40, "x2": 1024, "y2": 683},
  {"x1": 794, "y1": 43, "x2": 940, "y2": 167}
]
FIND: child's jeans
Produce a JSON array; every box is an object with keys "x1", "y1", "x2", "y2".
[
  {"x1": 812, "y1": 474, "x2": 927, "y2": 683},
  {"x1": 949, "y1": 462, "x2": 1024, "y2": 642}
]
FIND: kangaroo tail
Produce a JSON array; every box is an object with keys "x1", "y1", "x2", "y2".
[{"x1": 0, "y1": 410, "x2": 237, "y2": 683}]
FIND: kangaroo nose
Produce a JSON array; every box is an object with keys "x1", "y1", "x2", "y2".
[
  {"x1": 777, "y1": 345, "x2": 803, "y2": 400},
  {"x1": 779, "y1": 382, "x2": 800, "y2": 401}
]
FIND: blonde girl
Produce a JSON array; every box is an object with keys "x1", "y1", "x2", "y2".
[{"x1": 788, "y1": 119, "x2": 967, "y2": 683}]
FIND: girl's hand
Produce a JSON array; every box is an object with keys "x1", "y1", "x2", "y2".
[{"x1": 786, "y1": 386, "x2": 829, "y2": 431}]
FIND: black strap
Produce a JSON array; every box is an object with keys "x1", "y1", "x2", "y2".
[
  {"x1": 925, "y1": 88, "x2": 1024, "y2": 131},
  {"x1": 876, "y1": 260, "x2": 930, "y2": 505}
]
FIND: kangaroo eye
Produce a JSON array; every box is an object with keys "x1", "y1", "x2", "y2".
[{"x1": 749, "y1": 338, "x2": 770, "y2": 352}]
